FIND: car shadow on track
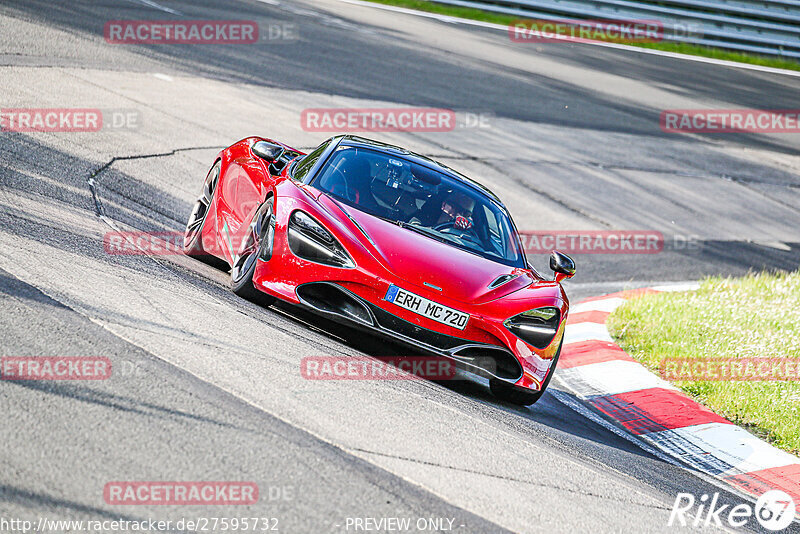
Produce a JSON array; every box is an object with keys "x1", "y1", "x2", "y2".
[{"x1": 268, "y1": 299, "x2": 665, "y2": 464}]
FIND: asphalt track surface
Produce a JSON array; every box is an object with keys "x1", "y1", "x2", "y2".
[{"x1": 0, "y1": 0, "x2": 799, "y2": 532}]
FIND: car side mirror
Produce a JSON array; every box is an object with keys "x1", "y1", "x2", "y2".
[
  {"x1": 550, "y1": 251, "x2": 576, "y2": 283},
  {"x1": 252, "y1": 140, "x2": 284, "y2": 162}
]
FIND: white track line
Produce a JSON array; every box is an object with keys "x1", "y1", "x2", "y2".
[
  {"x1": 558, "y1": 358, "x2": 679, "y2": 396},
  {"x1": 563, "y1": 321, "x2": 614, "y2": 344},
  {"x1": 653, "y1": 423, "x2": 800, "y2": 476},
  {"x1": 570, "y1": 297, "x2": 627, "y2": 314},
  {"x1": 125, "y1": 0, "x2": 182, "y2": 15},
  {"x1": 339, "y1": 0, "x2": 800, "y2": 78},
  {"x1": 651, "y1": 282, "x2": 702, "y2": 292},
  {"x1": 549, "y1": 385, "x2": 756, "y2": 520}
]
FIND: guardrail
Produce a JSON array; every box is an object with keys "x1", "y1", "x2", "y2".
[{"x1": 425, "y1": 0, "x2": 800, "y2": 58}]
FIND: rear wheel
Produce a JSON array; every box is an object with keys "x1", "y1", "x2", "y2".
[
  {"x1": 230, "y1": 196, "x2": 277, "y2": 307},
  {"x1": 490, "y1": 340, "x2": 563, "y2": 406},
  {"x1": 184, "y1": 162, "x2": 229, "y2": 270}
]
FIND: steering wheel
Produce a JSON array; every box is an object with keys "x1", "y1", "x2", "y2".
[{"x1": 433, "y1": 221, "x2": 480, "y2": 242}]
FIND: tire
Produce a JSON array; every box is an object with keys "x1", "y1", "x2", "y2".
[
  {"x1": 230, "y1": 196, "x2": 278, "y2": 307},
  {"x1": 490, "y1": 340, "x2": 563, "y2": 406},
  {"x1": 183, "y1": 161, "x2": 229, "y2": 271}
]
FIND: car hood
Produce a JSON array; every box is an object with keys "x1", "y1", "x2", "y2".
[{"x1": 319, "y1": 194, "x2": 539, "y2": 304}]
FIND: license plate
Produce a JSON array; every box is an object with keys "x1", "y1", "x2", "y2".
[{"x1": 384, "y1": 285, "x2": 469, "y2": 330}]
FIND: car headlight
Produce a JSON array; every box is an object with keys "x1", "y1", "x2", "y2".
[
  {"x1": 503, "y1": 307, "x2": 560, "y2": 349},
  {"x1": 288, "y1": 211, "x2": 355, "y2": 268}
]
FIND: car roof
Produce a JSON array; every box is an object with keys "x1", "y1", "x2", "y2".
[{"x1": 335, "y1": 135, "x2": 503, "y2": 204}]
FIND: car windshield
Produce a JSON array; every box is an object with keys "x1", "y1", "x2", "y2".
[{"x1": 312, "y1": 146, "x2": 525, "y2": 267}]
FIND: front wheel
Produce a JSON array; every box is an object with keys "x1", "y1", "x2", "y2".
[
  {"x1": 230, "y1": 197, "x2": 277, "y2": 307},
  {"x1": 490, "y1": 340, "x2": 563, "y2": 406},
  {"x1": 184, "y1": 162, "x2": 229, "y2": 270}
]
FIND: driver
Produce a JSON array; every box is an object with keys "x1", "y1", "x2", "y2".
[
  {"x1": 328, "y1": 154, "x2": 374, "y2": 207},
  {"x1": 435, "y1": 191, "x2": 474, "y2": 230}
]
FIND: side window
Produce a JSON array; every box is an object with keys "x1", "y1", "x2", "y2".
[
  {"x1": 483, "y1": 204, "x2": 518, "y2": 260},
  {"x1": 483, "y1": 205, "x2": 500, "y2": 237},
  {"x1": 291, "y1": 140, "x2": 332, "y2": 182},
  {"x1": 482, "y1": 205, "x2": 502, "y2": 251}
]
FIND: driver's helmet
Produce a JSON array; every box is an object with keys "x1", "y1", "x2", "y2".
[{"x1": 441, "y1": 191, "x2": 474, "y2": 229}]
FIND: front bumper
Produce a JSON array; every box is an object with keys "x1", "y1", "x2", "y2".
[{"x1": 294, "y1": 281, "x2": 525, "y2": 383}]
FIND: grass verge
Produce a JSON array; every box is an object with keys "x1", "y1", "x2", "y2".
[
  {"x1": 361, "y1": 0, "x2": 800, "y2": 72},
  {"x1": 607, "y1": 272, "x2": 800, "y2": 455}
]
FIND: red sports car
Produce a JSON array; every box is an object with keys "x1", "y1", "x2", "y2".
[{"x1": 184, "y1": 135, "x2": 576, "y2": 405}]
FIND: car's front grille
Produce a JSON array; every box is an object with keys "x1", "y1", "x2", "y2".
[
  {"x1": 296, "y1": 282, "x2": 523, "y2": 381},
  {"x1": 365, "y1": 302, "x2": 473, "y2": 350}
]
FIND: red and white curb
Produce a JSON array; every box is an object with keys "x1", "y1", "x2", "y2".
[{"x1": 556, "y1": 283, "x2": 800, "y2": 508}]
